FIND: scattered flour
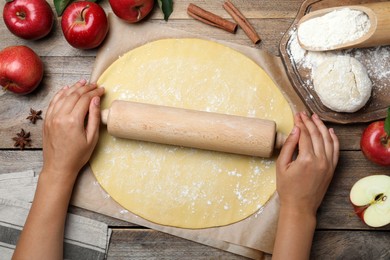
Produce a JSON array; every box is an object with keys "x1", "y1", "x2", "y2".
[
  {"x1": 289, "y1": 32, "x2": 337, "y2": 75},
  {"x1": 298, "y1": 8, "x2": 371, "y2": 50},
  {"x1": 347, "y1": 47, "x2": 390, "y2": 82},
  {"x1": 120, "y1": 209, "x2": 129, "y2": 214}
]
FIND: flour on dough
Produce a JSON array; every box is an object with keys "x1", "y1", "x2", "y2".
[
  {"x1": 313, "y1": 55, "x2": 372, "y2": 113},
  {"x1": 90, "y1": 38, "x2": 294, "y2": 228}
]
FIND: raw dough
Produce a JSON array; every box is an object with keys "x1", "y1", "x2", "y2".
[
  {"x1": 90, "y1": 38, "x2": 294, "y2": 228},
  {"x1": 313, "y1": 55, "x2": 372, "y2": 113}
]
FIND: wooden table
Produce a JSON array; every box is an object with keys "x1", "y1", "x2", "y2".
[{"x1": 1, "y1": 1, "x2": 389, "y2": 259}]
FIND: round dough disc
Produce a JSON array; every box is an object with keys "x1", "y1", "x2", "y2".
[
  {"x1": 313, "y1": 55, "x2": 372, "y2": 113},
  {"x1": 91, "y1": 38, "x2": 294, "y2": 228}
]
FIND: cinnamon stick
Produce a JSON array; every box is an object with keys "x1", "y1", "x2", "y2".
[
  {"x1": 187, "y1": 3, "x2": 237, "y2": 34},
  {"x1": 223, "y1": 1, "x2": 261, "y2": 44}
]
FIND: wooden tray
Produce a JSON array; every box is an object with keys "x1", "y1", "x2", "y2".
[{"x1": 280, "y1": 0, "x2": 390, "y2": 124}]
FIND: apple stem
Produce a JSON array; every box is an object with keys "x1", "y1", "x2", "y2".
[
  {"x1": 380, "y1": 135, "x2": 389, "y2": 146},
  {"x1": 2, "y1": 82, "x2": 9, "y2": 91},
  {"x1": 80, "y1": 5, "x2": 90, "y2": 22},
  {"x1": 16, "y1": 11, "x2": 26, "y2": 19},
  {"x1": 137, "y1": 8, "x2": 142, "y2": 21}
]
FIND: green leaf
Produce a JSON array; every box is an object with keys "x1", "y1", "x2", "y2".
[
  {"x1": 53, "y1": 0, "x2": 99, "y2": 16},
  {"x1": 53, "y1": 0, "x2": 72, "y2": 16},
  {"x1": 385, "y1": 107, "x2": 390, "y2": 137},
  {"x1": 157, "y1": 0, "x2": 173, "y2": 21}
]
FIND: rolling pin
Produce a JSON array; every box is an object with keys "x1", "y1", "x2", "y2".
[{"x1": 101, "y1": 100, "x2": 286, "y2": 158}]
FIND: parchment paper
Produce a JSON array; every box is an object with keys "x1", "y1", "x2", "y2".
[{"x1": 71, "y1": 14, "x2": 307, "y2": 259}]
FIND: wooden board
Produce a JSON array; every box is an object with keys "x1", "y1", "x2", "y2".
[{"x1": 279, "y1": 0, "x2": 390, "y2": 123}]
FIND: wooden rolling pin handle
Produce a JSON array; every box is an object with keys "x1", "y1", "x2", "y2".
[
  {"x1": 101, "y1": 100, "x2": 285, "y2": 158},
  {"x1": 101, "y1": 109, "x2": 109, "y2": 125},
  {"x1": 275, "y1": 132, "x2": 287, "y2": 150}
]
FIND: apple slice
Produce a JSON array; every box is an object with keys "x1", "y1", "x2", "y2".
[{"x1": 350, "y1": 175, "x2": 390, "y2": 228}]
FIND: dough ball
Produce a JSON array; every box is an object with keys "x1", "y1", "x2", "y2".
[{"x1": 313, "y1": 55, "x2": 372, "y2": 113}]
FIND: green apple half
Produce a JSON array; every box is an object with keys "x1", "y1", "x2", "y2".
[{"x1": 350, "y1": 175, "x2": 390, "y2": 228}]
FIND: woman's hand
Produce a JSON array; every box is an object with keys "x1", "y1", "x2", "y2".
[
  {"x1": 276, "y1": 112, "x2": 339, "y2": 216},
  {"x1": 272, "y1": 112, "x2": 339, "y2": 260},
  {"x1": 13, "y1": 80, "x2": 105, "y2": 260},
  {"x1": 42, "y1": 79, "x2": 105, "y2": 183}
]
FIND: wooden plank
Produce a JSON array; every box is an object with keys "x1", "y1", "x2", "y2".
[
  {"x1": 328, "y1": 123, "x2": 366, "y2": 151},
  {"x1": 106, "y1": 228, "x2": 390, "y2": 259},
  {"x1": 142, "y1": 0, "x2": 303, "y2": 19},
  {"x1": 0, "y1": 24, "x2": 98, "y2": 57},
  {"x1": 311, "y1": 230, "x2": 390, "y2": 259},
  {"x1": 41, "y1": 56, "x2": 94, "y2": 75},
  {"x1": 107, "y1": 228, "x2": 253, "y2": 259},
  {"x1": 0, "y1": 150, "x2": 388, "y2": 231},
  {"x1": 325, "y1": 150, "x2": 389, "y2": 196},
  {"x1": 0, "y1": 151, "x2": 43, "y2": 173}
]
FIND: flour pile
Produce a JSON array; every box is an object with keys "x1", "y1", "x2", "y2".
[{"x1": 298, "y1": 8, "x2": 371, "y2": 50}]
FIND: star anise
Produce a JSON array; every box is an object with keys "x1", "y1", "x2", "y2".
[
  {"x1": 12, "y1": 129, "x2": 32, "y2": 150},
  {"x1": 26, "y1": 108, "x2": 42, "y2": 124}
]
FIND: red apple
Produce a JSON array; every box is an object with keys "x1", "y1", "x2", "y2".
[
  {"x1": 0, "y1": 45, "x2": 44, "y2": 94},
  {"x1": 360, "y1": 109, "x2": 390, "y2": 167},
  {"x1": 61, "y1": 1, "x2": 108, "y2": 50},
  {"x1": 350, "y1": 175, "x2": 390, "y2": 227},
  {"x1": 3, "y1": 0, "x2": 54, "y2": 40},
  {"x1": 109, "y1": 0, "x2": 154, "y2": 23}
]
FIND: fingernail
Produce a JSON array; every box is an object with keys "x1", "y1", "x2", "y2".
[
  {"x1": 94, "y1": 97, "x2": 100, "y2": 107},
  {"x1": 79, "y1": 79, "x2": 87, "y2": 85},
  {"x1": 312, "y1": 113, "x2": 319, "y2": 119},
  {"x1": 291, "y1": 126, "x2": 297, "y2": 134},
  {"x1": 62, "y1": 85, "x2": 69, "y2": 90},
  {"x1": 329, "y1": 128, "x2": 335, "y2": 134},
  {"x1": 301, "y1": 111, "x2": 307, "y2": 117}
]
